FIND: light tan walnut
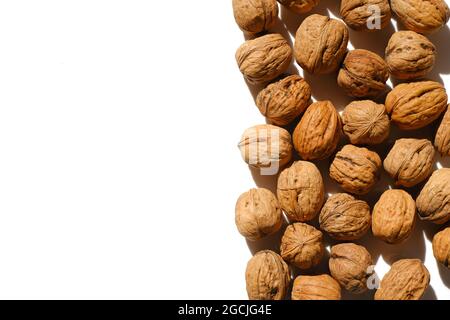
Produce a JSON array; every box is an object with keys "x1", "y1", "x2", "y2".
[
  {"x1": 232, "y1": 0, "x2": 279, "y2": 34},
  {"x1": 291, "y1": 275, "x2": 341, "y2": 300},
  {"x1": 435, "y1": 105, "x2": 450, "y2": 156},
  {"x1": 432, "y1": 227, "x2": 450, "y2": 268},
  {"x1": 340, "y1": 0, "x2": 391, "y2": 31},
  {"x1": 277, "y1": 0, "x2": 319, "y2": 14}
]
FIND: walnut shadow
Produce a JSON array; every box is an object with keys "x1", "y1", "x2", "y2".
[
  {"x1": 438, "y1": 264, "x2": 450, "y2": 289},
  {"x1": 422, "y1": 285, "x2": 438, "y2": 300},
  {"x1": 348, "y1": 21, "x2": 396, "y2": 57}
]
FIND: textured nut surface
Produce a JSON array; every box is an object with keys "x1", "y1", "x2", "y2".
[
  {"x1": 383, "y1": 138, "x2": 435, "y2": 187},
  {"x1": 236, "y1": 34, "x2": 293, "y2": 84},
  {"x1": 292, "y1": 275, "x2": 341, "y2": 300},
  {"x1": 390, "y1": 0, "x2": 450, "y2": 34},
  {"x1": 435, "y1": 105, "x2": 450, "y2": 156},
  {"x1": 278, "y1": 0, "x2": 319, "y2": 13},
  {"x1": 375, "y1": 259, "x2": 430, "y2": 300},
  {"x1": 340, "y1": 0, "x2": 391, "y2": 31},
  {"x1": 385, "y1": 81, "x2": 448, "y2": 130},
  {"x1": 372, "y1": 189, "x2": 416, "y2": 244},
  {"x1": 245, "y1": 250, "x2": 291, "y2": 300},
  {"x1": 256, "y1": 75, "x2": 311, "y2": 126},
  {"x1": 385, "y1": 31, "x2": 436, "y2": 80},
  {"x1": 416, "y1": 168, "x2": 450, "y2": 224},
  {"x1": 329, "y1": 243, "x2": 373, "y2": 294},
  {"x1": 337, "y1": 49, "x2": 389, "y2": 98},
  {"x1": 280, "y1": 222, "x2": 324, "y2": 269},
  {"x1": 277, "y1": 161, "x2": 325, "y2": 221},
  {"x1": 293, "y1": 100, "x2": 341, "y2": 160},
  {"x1": 342, "y1": 100, "x2": 390, "y2": 145},
  {"x1": 319, "y1": 193, "x2": 371, "y2": 240},
  {"x1": 329, "y1": 145, "x2": 381, "y2": 195},
  {"x1": 432, "y1": 227, "x2": 450, "y2": 268},
  {"x1": 232, "y1": 0, "x2": 279, "y2": 34},
  {"x1": 294, "y1": 14, "x2": 349, "y2": 74}
]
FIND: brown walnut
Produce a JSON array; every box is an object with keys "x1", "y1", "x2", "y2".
[
  {"x1": 232, "y1": 0, "x2": 279, "y2": 34},
  {"x1": 291, "y1": 275, "x2": 341, "y2": 300},
  {"x1": 435, "y1": 105, "x2": 450, "y2": 156},
  {"x1": 340, "y1": 0, "x2": 391, "y2": 31},
  {"x1": 432, "y1": 227, "x2": 450, "y2": 268},
  {"x1": 277, "y1": 0, "x2": 319, "y2": 14}
]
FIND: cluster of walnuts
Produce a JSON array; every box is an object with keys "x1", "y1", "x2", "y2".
[{"x1": 233, "y1": 0, "x2": 450, "y2": 300}]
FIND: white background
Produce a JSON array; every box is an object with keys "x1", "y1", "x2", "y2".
[{"x1": 0, "y1": 0, "x2": 449, "y2": 299}]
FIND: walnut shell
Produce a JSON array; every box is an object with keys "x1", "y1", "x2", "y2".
[
  {"x1": 277, "y1": 161, "x2": 325, "y2": 221},
  {"x1": 329, "y1": 145, "x2": 382, "y2": 195},
  {"x1": 342, "y1": 100, "x2": 390, "y2": 145},
  {"x1": 390, "y1": 0, "x2": 450, "y2": 34},
  {"x1": 375, "y1": 259, "x2": 430, "y2": 300},
  {"x1": 337, "y1": 49, "x2": 389, "y2": 98},
  {"x1": 236, "y1": 33, "x2": 293, "y2": 84},
  {"x1": 294, "y1": 14, "x2": 349, "y2": 74},
  {"x1": 435, "y1": 104, "x2": 450, "y2": 156},
  {"x1": 329, "y1": 243, "x2": 373, "y2": 294},
  {"x1": 291, "y1": 275, "x2": 341, "y2": 300},
  {"x1": 280, "y1": 222, "x2": 324, "y2": 269},
  {"x1": 385, "y1": 81, "x2": 448, "y2": 130},
  {"x1": 256, "y1": 75, "x2": 311, "y2": 126},
  {"x1": 372, "y1": 189, "x2": 416, "y2": 244},
  {"x1": 340, "y1": 0, "x2": 391, "y2": 31},
  {"x1": 319, "y1": 193, "x2": 371, "y2": 240},
  {"x1": 293, "y1": 100, "x2": 342, "y2": 160},
  {"x1": 385, "y1": 31, "x2": 436, "y2": 80},
  {"x1": 232, "y1": 0, "x2": 279, "y2": 34},
  {"x1": 383, "y1": 138, "x2": 435, "y2": 187},
  {"x1": 245, "y1": 250, "x2": 291, "y2": 300},
  {"x1": 416, "y1": 168, "x2": 450, "y2": 224},
  {"x1": 432, "y1": 227, "x2": 450, "y2": 268},
  {"x1": 278, "y1": 0, "x2": 319, "y2": 14}
]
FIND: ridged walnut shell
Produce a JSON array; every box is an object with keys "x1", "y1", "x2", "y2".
[
  {"x1": 278, "y1": 0, "x2": 319, "y2": 14},
  {"x1": 385, "y1": 81, "x2": 448, "y2": 130},
  {"x1": 416, "y1": 168, "x2": 450, "y2": 224},
  {"x1": 432, "y1": 227, "x2": 450, "y2": 268},
  {"x1": 294, "y1": 14, "x2": 349, "y2": 74},
  {"x1": 277, "y1": 161, "x2": 325, "y2": 221},
  {"x1": 383, "y1": 138, "x2": 435, "y2": 187},
  {"x1": 372, "y1": 189, "x2": 416, "y2": 244},
  {"x1": 280, "y1": 222, "x2": 324, "y2": 269},
  {"x1": 245, "y1": 250, "x2": 291, "y2": 300},
  {"x1": 293, "y1": 100, "x2": 341, "y2": 160},
  {"x1": 435, "y1": 105, "x2": 450, "y2": 156},
  {"x1": 232, "y1": 0, "x2": 279, "y2": 34},
  {"x1": 340, "y1": 0, "x2": 391, "y2": 31},
  {"x1": 330, "y1": 145, "x2": 382, "y2": 195},
  {"x1": 385, "y1": 31, "x2": 436, "y2": 80},
  {"x1": 291, "y1": 275, "x2": 341, "y2": 300},
  {"x1": 236, "y1": 33, "x2": 293, "y2": 84},
  {"x1": 256, "y1": 75, "x2": 311, "y2": 126},
  {"x1": 337, "y1": 49, "x2": 389, "y2": 98},
  {"x1": 319, "y1": 193, "x2": 371, "y2": 240},
  {"x1": 375, "y1": 259, "x2": 430, "y2": 300}
]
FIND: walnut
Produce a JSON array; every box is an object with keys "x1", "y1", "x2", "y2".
[
  {"x1": 293, "y1": 101, "x2": 341, "y2": 160},
  {"x1": 383, "y1": 138, "x2": 435, "y2": 187},
  {"x1": 291, "y1": 275, "x2": 341, "y2": 300},
  {"x1": 375, "y1": 259, "x2": 430, "y2": 300},
  {"x1": 245, "y1": 250, "x2": 291, "y2": 300},
  {"x1": 340, "y1": 0, "x2": 391, "y2": 31},
  {"x1": 435, "y1": 105, "x2": 450, "y2": 156},
  {"x1": 416, "y1": 168, "x2": 450, "y2": 224},
  {"x1": 390, "y1": 0, "x2": 450, "y2": 34},
  {"x1": 256, "y1": 75, "x2": 311, "y2": 126},
  {"x1": 319, "y1": 193, "x2": 371, "y2": 240},
  {"x1": 277, "y1": 161, "x2": 325, "y2": 221},
  {"x1": 432, "y1": 227, "x2": 450, "y2": 268},
  {"x1": 236, "y1": 33, "x2": 293, "y2": 84},
  {"x1": 280, "y1": 222, "x2": 324, "y2": 269},
  {"x1": 232, "y1": 0, "x2": 279, "y2": 34},
  {"x1": 385, "y1": 31, "x2": 436, "y2": 80},
  {"x1": 277, "y1": 0, "x2": 319, "y2": 14},
  {"x1": 337, "y1": 49, "x2": 389, "y2": 98},
  {"x1": 342, "y1": 100, "x2": 390, "y2": 145},
  {"x1": 385, "y1": 81, "x2": 448, "y2": 130},
  {"x1": 294, "y1": 14, "x2": 349, "y2": 74},
  {"x1": 329, "y1": 243, "x2": 373, "y2": 294},
  {"x1": 372, "y1": 189, "x2": 416, "y2": 244},
  {"x1": 329, "y1": 145, "x2": 381, "y2": 195}
]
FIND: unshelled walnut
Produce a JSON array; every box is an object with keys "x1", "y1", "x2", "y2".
[
  {"x1": 277, "y1": 0, "x2": 319, "y2": 14},
  {"x1": 232, "y1": 0, "x2": 279, "y2": 34},
  {"x1": 291, "y1": 275, "x2": 341, "y2": 300},
  {"x1": 319, "y1": 193, "x2": 371, "y2": 240},
  {"x1": 294, "y1": 14, "x2": 349, "y2": 74},
  {"x1": 390, "y1": 0, "x2": 450, "y2": 34},
  {"x1": 277, "y1": 161, "x2": 324, "y2": 221},
  {"x1": 383, "y1": 138, "x2": 435, "y2": 187},
  {"x1": 329, "y1": 243, "x2": 373, "y2": 294},
  {"x1": 372, "y1": 189, "x2": 416, "y2": 244},
  {"x1": 385, "y1": 31, "x2": 436, "y2": 80},
  {"x1": 337, "y1": 49, "x2": 389, "y2": 98},
  {"x1": 245, "y1": 250, "x2": 291, "y2": 300},
  {"x1": 293, "y1": 100, "x2": 341, "y2": 160},
  {"x1": 416, "y1": 168, "x2": 450, "y2": 224},
  {"x1": 329, "y1": 145, "x2": 381, "y2": 195},
  {"x1": 375, "y1": 259, "x2": 430, "y2": 300},
  {"x1": 385, "y1": 81, "x2": 448, "y2": 130},
  {"x1": 235, "y1": 188, "x2": 283, "y2": 241},
  {"x1": 433, "y1": 227, "x2": 450, "y2": 268},
  {"x1": 236, "y1": 34, "x2": 293, "y2": 84},
  {"x1": 340, "y1": 0, "x2": 391, "y2": 31},
  {"x1": 342, "y1": 100, "x2": 390, "y2": 145},
  {"x1": 256, "y1": 75, "x2": 311, "y2": 126},
  {"x1": 435, "y1": 105, "x2": 450, "y2": 156},
  {"x1": 280, "y1": 222, "x2": 324, "y2": 269}
]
